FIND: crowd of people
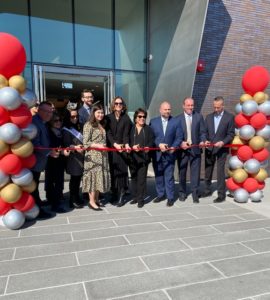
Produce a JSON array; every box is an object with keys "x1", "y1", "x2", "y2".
[{"x1": 30, "y1": 90, "x2": 235, "y2": 219}]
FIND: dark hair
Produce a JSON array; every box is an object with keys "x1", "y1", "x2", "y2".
[
  {"x1": 88, "y1": 104, "x2": 106, "y2": 128},
  {"x1": 133, "y1": 108, "x2": 147, "y2": 123},
  {"x1": 48, "y1": 112, "x2": 61, "y2": 128},
  {"x1": 81, "y1": 89, "x2": 93, "y2": 98},
  {"x1": 62, "y1": 108, "x2": 80, "y2": 130},
  {"x1": 39, "y1": 101, "x2": 53, "y2": 108},
  {"x1": 109, "y1": 96, "x2": 127, "y2": 113}
]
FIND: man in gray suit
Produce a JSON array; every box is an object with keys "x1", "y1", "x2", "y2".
[{"x1": 202, "y1": 96, "x2": 235, "y2": 202}]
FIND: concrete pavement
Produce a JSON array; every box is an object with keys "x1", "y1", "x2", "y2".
[{"x1": 0, "y1": 178, "x2": 270, "y2": 299}]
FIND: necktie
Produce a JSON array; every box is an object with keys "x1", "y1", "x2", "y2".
[{"x1": 186, "y1": 115, "x2": 192, "y2": 144}]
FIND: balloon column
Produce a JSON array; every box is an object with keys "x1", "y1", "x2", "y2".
[
  {"x1": 227, "y1": 66, "x2": 270, "y2": 203},
  {"x1": 0, "y1": 33, "x2": 39, "y2": 229}
]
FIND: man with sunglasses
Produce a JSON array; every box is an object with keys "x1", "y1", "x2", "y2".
[{"x1": 78, "y1": 89, "x2": 94, "y2": 126}]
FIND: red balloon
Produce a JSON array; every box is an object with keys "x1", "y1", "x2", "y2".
[
  {"x1": 230, "y1": 149, "x2": 238, "y2": 156},
  {"x1": 267, "y1": 116, "x2": 270, "y2": 125},
  {"x1": 253, "y1": 148, "x2": 269, "y2": 162},
  {"x1": 257, "y1": 181, "x2": 265, "y2": 190},
  {"x1": 0, "y1": 33, "x2": 26, "y2": 79},
  {"x1": 0, "y1": 197, "x2": 12, "y2": 215},
  {"x1": 197, "y1": 59, "x2": 205, "y2": 72},
  {"x1": 235, "y1": 113, "x2": 250, "y2": 127},
  {"x1": 0, "y1": 153, "x2": 22, "y2": 175},
  {"x1": 243, "y1": 177, "x2": 259, "y2": 193},
  {"x1": 250, "y1": 112, "x2": 267, "y2": 129},
  {"x1": 226, "y1": 177, "x2": 243, "y2": 192},
  {"x1": 242, "y1": 66, "x2": 270, "y2": 96},
  {"x1": 237, "y1": 145, "x2": 253, "y2": 161},
  {"x1": 12, "y1": 191, "x2": 35, "y2": 212},
  {"x1": 0, "y1": 106, "x2": 10, "y2": 125},
  {"x1": 20, "y1": 154, "x2": 36, "y2": 169},
  {"x1": 9, "y1": 104, "x2": 32, "y2": 128}
]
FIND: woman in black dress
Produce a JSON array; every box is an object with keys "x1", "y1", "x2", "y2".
[
  {"x1": 106, "y1": 97, "x2": 132, "y2": 207},
  {"x1": 62, "y1": 108, "x2": 84, "y2": 209},
  {"x1": 129, "y1": 108, "x2": 154, "y2": 208}
]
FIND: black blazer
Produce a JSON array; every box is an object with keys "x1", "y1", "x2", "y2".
[{"x1": 204, "y1": 110, "x2": 235, "y2": 154}]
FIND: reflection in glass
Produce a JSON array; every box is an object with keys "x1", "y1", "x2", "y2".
[
  {"x1": 75, "y1": 0, "x2": 113, "y2": 68},
  {"x1": 30, "y1": 0, "x2": 74, "y2": 64},
  {"x1": 115, "y1": 71, "x2": 145, "y2": 113},
  {"x1": 115, "y1": 0, "x2": 146, "y2": 71},
  {"x1": 23, "y1": 63, "x2": 33, "y2": 90},
  {"x1": 0, "y1": 0, "x2": 31, "y2": 61}
]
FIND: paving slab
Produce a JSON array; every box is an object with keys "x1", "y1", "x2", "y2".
[
  {"x1": 0, "y1": 249, "x2": 14, "y2": 262},
  {"x1": 112, "y1": 290, "x2": 169, "y2": 300}
]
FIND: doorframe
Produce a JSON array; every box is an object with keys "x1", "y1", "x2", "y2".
[{"x1": 33, "y1": 65, "x2": 115, "y2": 112}]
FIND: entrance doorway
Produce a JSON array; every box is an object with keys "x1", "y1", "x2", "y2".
[{"x1": 33, "y1": 65, "x2": 115, "y2": 113}]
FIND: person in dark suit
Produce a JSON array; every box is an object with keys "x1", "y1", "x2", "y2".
[
  {"x1": 129, "y1": 108, "x2": 154, "y2": 208},
  {"x1": 201, "y1": 96, "x2": 235, "y2": 202},
  {"x1": 150, "y1": 101, "x2": 183, "y2": 207},
  {"x1": 176, "y1": 97, "x2": 206, "y2": 203},
  {"x1": 78, "y1": 89, "x2": 94, "y2": 126},
  {"x1": 31, "y1": 101, "x2": 55, "y2": 218}
]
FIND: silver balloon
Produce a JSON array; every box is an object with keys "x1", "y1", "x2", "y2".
[
  {"x1": 24, "y1": 204, "x2": 39, "y2": 220},
  {"x1": 244, "y1": 158, "x2": 261, "y2": 174},
  {"x1": 21, "y1": 89, "x2": 38, "y2": 108},
  {"x1": 242, "y1": 100, "x2": 258, "y2": 116},
  {"x1": 3, "y1": 209, "x2": 25, "y2": 230},
  {"x1": 239, "y1": 125, "x2": 256, "y2": 140},
  {"x1": 21, "y1": 123, "x2": 38, "y2": 140},
  {"x1": 258, "y1": 100, "x2": 270, "y2": 116},
  {"x1": 261, "y1": 160, "x2": 269, "y2": 168},
  {"x1": 11, "y1": 168, "x2": 33, "y2": 186},
  {"x1": 250, "y1": 189, "x2": 263, "y2": 202},
  {"x1": 234, "y1": 188, "x2": 249, "y2": 203},
  {"x1": 235, "y1": 103, "x2": 242, "y2": 114},
  {"x1": 235, "y1": 128, "x2": 240, "y2": 136},
  {"x1": 0, "y1": 123, "x2": 21, "y2": 144},
  {"x1": 0, "y1": 170, "x2": 10, "y2": 188},
  {"x1": 0, "y1": 87, "x2": 22, "y2": 110},
  {"x1": 256, "y1": 125, "x2": 270, "y2": 140},
  {"x1": 228, "y1": 155, "x2": 243, "y2": 170}
]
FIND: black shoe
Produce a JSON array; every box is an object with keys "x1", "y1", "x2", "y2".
[
  {"x1": 72, "y1": 202, "x2": 84, "y2": 209},
  {"x1": 178, "y1": 195, "x2": 186, "y2": 202},
  {"x1": 153, "y1": 196, "x2": 164, "y2": 203},
  {"x1": 51, "y1": 207, "x2": 67, "y2": 213},
  {"x1": 96, "y1": 201, "x2": 105, "y2": 207},
  {"x1": 116, "y1": 193, "x2": 125, "y2": 207},
  {"x1": 137, "y1": 202, "x2": 144, "y2": 208},
  {"x1": 193, "y1": 197, "x2": 200, "y2": 204},
  {"x1": 227, "y1": 193, "x2": 234, "y2": 198},
  {"x1": 166, "y1": 200, "x2": 174, "y2": 207},
  {"x1": 213, "y1": 197, "x2": 225, "y2": 203},
  {"x1": 200, "y1": 192, "x2": 212, "y2": 198},
  {"x1": 130, "y1": 199, "x2": 137, "y2": 205},
  {"x1": 88, "y1": 203, "x2": 103, "y2": 211},
  {"x1": 37, "y1": 208, "x2": 53, "y2": 219}
]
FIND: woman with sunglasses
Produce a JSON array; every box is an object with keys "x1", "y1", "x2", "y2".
[
  {"x1": 82, "y1": 104, "x2": 110, "y2": 211},
  {"x1": 62, "y1": 108, "x2": 84, "y2": 209},
  {"x1": 106, "y1": 96, "x2": 132, "y2": 207},
  {"x1": 44, "y1": 112, "x2": 66, "y2": 213},
  {"x1": 129, "y1": 108, "x2": 154, "y2": 208}
]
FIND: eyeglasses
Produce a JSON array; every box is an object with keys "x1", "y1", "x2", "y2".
[
  {"x1": 114, "y1": 102, "x2": 123, "y2": 106},
  {"x1": 137, "y1": 115, "x2": 146, "y2": 119},
  {"x1": 83, "y1": 96, "x2": 93, "y2": 99},
  {"x1": 70, "y1": 115, "x2": 78, "y2": 119}
]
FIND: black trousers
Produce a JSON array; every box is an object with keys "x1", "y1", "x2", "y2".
[
  {"x1": 130, "y1": 163, "x2": 148, "y2": 204},
  {"x1": 31, "y1": 171, "x2": 42, "y2": 208},
  {"x1": 69, "y1": 175, "x2": 82, "y2": 204},
  {"x1": 205, "y1": 149, "x2": 227, "y2": 199}
]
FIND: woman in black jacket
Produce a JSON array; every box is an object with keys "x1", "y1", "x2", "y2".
[{"x1": 129, "y1": 108, "x2": 154, "y2": 208}]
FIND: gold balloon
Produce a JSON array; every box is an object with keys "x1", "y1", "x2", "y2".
[
  {"x1": 8, "y1": 75, "x2": 26, "y2": 94},
  {"x1": 0, "y1": 74, "x2": 8, "y2": 89},
  {"x1": 11, "y1": 138, "x2": 33, "y2": 158},
  {"x1": 232, "y1": 168, "x2": 248, "y2": 183},
  {"x1": 231, "y1": 135, "x2": 246, "y2": 150},
  {"x1": 253, "y1": 91, "x2": 266, "y2": 104},
  {"x1": 252, "y1": 168, "x2": 268, "y2": 181},
  {"x1": 249, "y1": 136, "x2": 265, "y2": 151},
  {"x1": 21, "y1": 180, "x2": 36, "y2": 193},
  {"x1": 240, "y1": 93, "x2": 253, "y2": 103},
  {"x1": 265, "y1": 93, "x2": 269, "y2": 100},
  {"x1": 0, "y1": 140, "x2": 9, "y2": 157},
  {"x1": 227, "y1": 169, "x2": 234, "y2": 177},
  {"x1": 0, "y1": 183, "x2": 22, "y2": 203}
]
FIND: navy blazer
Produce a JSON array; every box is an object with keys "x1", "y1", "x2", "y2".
[
  {"x1": 78, "y1": 105, "x2": 90, "y2": 126},
  {"x1": 205, "y1": 110, "x2": 235, "y2": 154},
  {"x1": 150, "y1": 116, "x2": 183, "y2": 162},
  {"x1": 175, "y1": 111, "x2": 206, "y2": 155}
]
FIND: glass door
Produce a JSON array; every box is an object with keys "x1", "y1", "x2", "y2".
[{"x1": 33, "y1": 65, "x2": 115, "y2": 112}]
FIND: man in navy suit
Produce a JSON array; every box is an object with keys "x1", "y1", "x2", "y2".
[
  {"x1": 78, "y1": 89, "x2": 94, "y2": 126},
  {"x1": 150, "y1": 102, "x2": 183, "y2": 207},
  {"x1": 176, "y1": 97, "x2": 206, "y2": 203},
  {"x1": 202, "y1": 96, "x2": 235, "y2": 202}
]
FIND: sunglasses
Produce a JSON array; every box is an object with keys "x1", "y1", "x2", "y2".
[
  {"x1": 137, "y1": 115, "x2": 146, "y2": 119},
  {"x1": 114, "y1": 102, "x2": 123, "y2": 105},
  {"x1": 70, "y1": 115, "x2": 78, "y2": 119}
]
